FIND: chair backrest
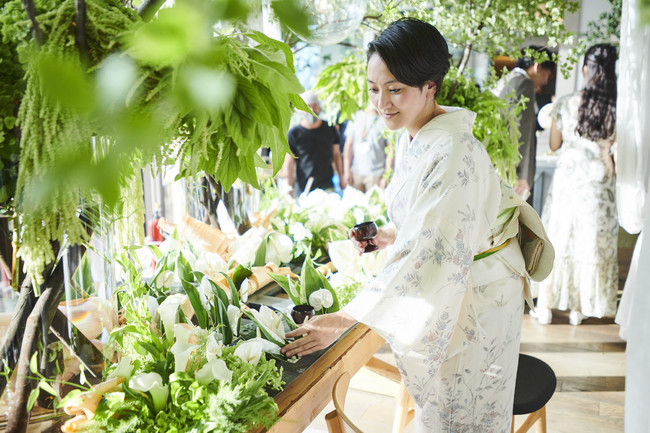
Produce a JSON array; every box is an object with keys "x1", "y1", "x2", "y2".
[{"x1": 327, "y1": 372, "x2": 364, "y2": 433}]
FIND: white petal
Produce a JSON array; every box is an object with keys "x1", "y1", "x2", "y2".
[
  {"x1": 234, "y1": 340, "x2": 263, "y2": 365},
  {"x1": 327, "y1": 240, "x2": 362, "y2": 275},
  {"x1": 195, "y1": 358, "x2": 232, "y2": 385},
  {"x1": 155, "y1": 270, "x2": 175, "y2": 289},
  {"x1": 107, "y1": 356, "x2": 133, "y2": 380},
  {"x1": 157, "y1": 294, "x2": 190, "y2": 342},
  {"x1": 226, "y1": 305, "x2": 241, "y2": 337}
]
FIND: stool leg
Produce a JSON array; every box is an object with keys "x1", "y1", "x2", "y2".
[
  {"x1": 392, "y1": 382, "x2": 413, "y2": 433},
  {"x1": 534, "y1": 406, "x2": 547, "y2": 433}
]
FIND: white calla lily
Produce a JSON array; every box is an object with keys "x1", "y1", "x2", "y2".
[
  {"x1": 129, "y1": 372, "x2": 169, "y2": 412},
  {"x1": 306, "y1": 212, "x2": 334, "y2": 232},
  {"x1": 240, "y1": 278, "x2": 250, "y2": 303},
  {"x1": 146, "y1": 296, "x2": 159, "y2": 321},
  {"x1": 107, "y1": 356, "x2": 133, "y2": 380},
  {"x1": 198, "y1": 276, "x2": 214, "y2": 309},
  {"x1": 155, "y1": 270, "x2": 175, "y2": 289},
  {"x1": 248, "y1": 305, "x2": 285, "y2": 345},
  {"x1": 328, "y1": 240, "x2": 363, "y2": 276},
  {"x1": 157, "y1": 294, "x2": 194, "y2": 343},
  {"x1": 341, "y1": 187, "x2": 369, "y2": 211},
  {"x1": 234, "y1": 340, "x2": 263, "y2": 365},
  {"x1": 194, "y1": 251, "x2": 228, "y2": 277},
  {"x1": 231, "y1": 226, "x2": 267, "y2": 266},
  {"x1": 170, "y1": 323, "x2": 199, "y2": 373},
  {"x1": 297, "y1": 188, "x2": 330, "y2": 209},
  {"x1": 195, "y1": 358, "x2": 232, "y2": 385},
  {"x1": 352, "y1": 208, "x2": 366, "y2": 225},
  {"x1": 265, "y1": 232, "x2": 294, "y2": 265},
  {"x1": 205, "y1": 334, "x2": 223, "y2": 362},
  {"x1": 226, "y1": 305, "x2": 241, "y2": 337},
  {"x1": 309, "y1": 289, "x2": 334, "y2": 311}
]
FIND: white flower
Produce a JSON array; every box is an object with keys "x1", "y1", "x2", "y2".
[
  {"x1": 288, "y1": 222, "x2": 312, "y2": 242},
  {"x1": 353, "y1": 208, "x2": 366, "y2": 225},
  {"x1": 328, "y1": 240, "x2": 363, "y2": 276},
  {"x1": 198, "y1": 276, "x2": 215, "y2": 309},
  {"x1": 305, "y1": 212, "x2": 334, "y2": 232},
  {"x1": 231, "y1": 226, "x2": 267, "y2": 265},
  {"x1": 155, "y1": 270, "x2": 175, "y2": 289},
  {"x1": 240, "y1": 278, "x2": 250, "y2": 303},
  {"x1": 146, "y1": 296, "x2": 159, "y2": 321},
  {"x1": 205, "y1": 334, "x2": 223, "y2": 362},
  {"x1": 159, "y1": 237, "x2": 182, "y2": 255},
  {"x1": 193, "y1": 251, "x2": 228, "y2": 277},
  {"x1": 265, "y1": 232, "x2": 294, "y2": 265},
  {"x1": 248, "y1": 305, "x2": 286, "y2": 345},
  {"x1": 234, "y1": 340, "x2": 263, "y2": 365},
  {"x1": 270, "y1": 216, "x2": 286, "y2": 232},
  {"x1": 341, "y1": 187, "x2": 369, "y2": 210},
  {"x1": 309, "y1": 289, "x2": 334, "y2": 311},
  {"x1": 298, "y1": 189, "x2": 330, "y2": 209},
  {"x1": 157, "y1": 294, "x2": 195, "y2": 343},
  {"x1": 170, "y1": 323, "x2": 199, "y2": 373},
  {"x1": 247, "y1": 336, "x2": 282, "y2": 355},
  {"x1": 182, "y1": 250, "x2": 197, "y2": 270},
  {"x1": 129, "y1": 372, "x2": 169, "y2": 412},
  {"x1": 226, "y1": 305, "x2": 241, "y2": 337},
  {"x1": 195, "y1": 358, "x2": 232, "y2": 385},
  {"x1": 107, "y1": 356, "x2": 133, "y2": 380}
]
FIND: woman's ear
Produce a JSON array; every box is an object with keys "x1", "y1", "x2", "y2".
[{"x1": 425, "y1": 81, "x2": 437, "y2": 97}]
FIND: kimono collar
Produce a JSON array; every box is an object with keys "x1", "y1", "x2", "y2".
[
  {"x1": 386, "y1": 107, "x2": 477, "y2": 210},
  {"x1": 411, "y1": 106, "x2": 476, "y2": 144}
]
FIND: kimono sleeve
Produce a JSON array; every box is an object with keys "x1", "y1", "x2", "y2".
[{"x1": 344, "y1": 134, "x2": 501, "y2": 361}]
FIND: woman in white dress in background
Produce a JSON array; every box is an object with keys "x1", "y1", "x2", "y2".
[
  {"x1": 282, "y1": 18, "x2": 551, "y2": 432},
  {"x1": 534, "y1": 44, "x2": 618, "y2": 326}
]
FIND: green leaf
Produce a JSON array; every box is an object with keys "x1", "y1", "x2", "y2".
[
  {"x1": 29, "y1": 351, "x2": 38, "y2": 375},
  {"x1": 36, "y1": 54, "x2": 95, "y2": 113},
  {"x1": 149, "y1": 244, "x2": 163, "y2": 260},
  {"x1": 220, "y1": 272, "x2": 241, "y2": 308},
  {"x1": 27, "y1": 387, "x2": 40, "y2": 412},
  {"x1": 215, "y1": 139, "x2": 240, "y2": 191},
  {"x1": 232, "y1": 264, "x2": 253, "y2": 287},
  {"x1": 268, "y1": 272, "x2": 301, "y2": 306},
  {"x1": 300, "y1": 256, "x2": 322, "y2": 304},
  {"x1": 39, "y1": 381, "x2": 58, "y2": 397},
  {"x1": 270, "y1": 0, "x2": 311, "y2": 38},
  {"x1": 247, "y1": 31, "x2": 296, "y2": 72},
  {"x1": 176, "y1": 252, "x2": 194, "y2": 283},
  {"x1": 214, "y1": 296, "x2": 234, "y2": 344},
  {"x1": 180, "y1": 278, "x2": 208, "y2": 329},
  {"x1": 253, "y1": 235, "x2": 268, "y2": 267}
]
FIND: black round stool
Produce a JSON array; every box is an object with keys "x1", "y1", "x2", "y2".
[{"x1": 512, "y1": 353, "x2": 557, "y2": 433}]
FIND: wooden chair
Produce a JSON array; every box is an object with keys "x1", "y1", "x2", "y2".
[
  {"x1": 325, "y1": 357, "x2": 415, "y2": 433},
  {"x1": 512, "y1": 354, "x2": 557, "y2": 433}
]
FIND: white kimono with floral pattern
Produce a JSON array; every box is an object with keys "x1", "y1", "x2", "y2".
[{"x1": 344, "y1": 107, "x2": 528, "y2": 433}]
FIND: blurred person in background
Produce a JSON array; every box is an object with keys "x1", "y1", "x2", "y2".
[
  {"x1": 281, "y1": 91, "x2": 345, "y2": 195},
  {"x1": 342, "y1": 106, "x2": 394, "y2": 191},
  {"x1": 494, "y1": 46, "x2": 556, "y2": 202},
  {"x1": 533, "y1": 44, "x2": 619, "y2": 326}
]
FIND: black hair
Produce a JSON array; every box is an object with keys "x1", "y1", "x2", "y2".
[
  {"x1": 576, "y1": 44, "x2": 617, "y2": 141},
  {"x1": 367, "y1": 18, "x2": 450, "y2": 97},
  {"x1": 515, "y1": 45, "x2": 556, "y2": 71}
]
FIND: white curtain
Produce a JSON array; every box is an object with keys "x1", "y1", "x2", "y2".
[{"x1": 616, "y1": 1, "x2": 650, "y2": 432}]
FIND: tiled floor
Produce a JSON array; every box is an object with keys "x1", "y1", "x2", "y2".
[{"x1": 304, "y1": 309, "x2": 625, "y2": 433}]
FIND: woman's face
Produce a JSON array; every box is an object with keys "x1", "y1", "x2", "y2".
[{"x1": 366, "y1": 53, "x2": 436, "y2": 137}]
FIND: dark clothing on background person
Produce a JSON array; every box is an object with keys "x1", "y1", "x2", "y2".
[
  {"x1": 288, "y1": 123, "x2": 340, "y2": 194},
  {"x1": 494, "y1": 68, "x2": 538, "y2": 195}
]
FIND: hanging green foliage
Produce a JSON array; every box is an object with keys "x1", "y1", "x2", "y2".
[{"x1": 8, "y1": 0, "x2": 309, "y2": 283}]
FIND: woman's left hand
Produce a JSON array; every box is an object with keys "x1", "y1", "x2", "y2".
[{"x1": 281, "y1": 311, "x2": 357, "y2": 357}]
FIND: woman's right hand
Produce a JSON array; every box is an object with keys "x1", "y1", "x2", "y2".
[{"x1": 349, "y1": 225, "x2": 396, "y2": 255}]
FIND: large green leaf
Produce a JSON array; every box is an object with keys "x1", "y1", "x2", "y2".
[
  {"x1": 215, "y1": 139, "x2": 240, "y2": 191},
  {"x1": 180, "y1": 278, "x2": 208, "y2": 329}
]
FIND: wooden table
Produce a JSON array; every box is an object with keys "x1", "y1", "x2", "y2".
[{"x1": 252, "y1": 324, "x2": 385, "y2": 433}]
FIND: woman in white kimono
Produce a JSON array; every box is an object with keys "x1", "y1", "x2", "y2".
[{"x1": 282, "y1": 18, "x2": 546, "y2": 432}]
